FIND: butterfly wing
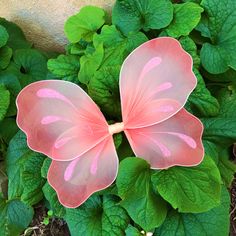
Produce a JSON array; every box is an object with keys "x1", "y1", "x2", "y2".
[
  {"x1": 120, "y1": 37, "x2": 204, "y2": 168},
  {"x1": 16, "y1": 80, "x2": 109, "y2": 161},
  {"x1": 48, "y1": 136, "x2": 118, "y2": 208},
  {"x1": 120, "y1": 37, "x2": 196, "y2": 128},
  {"x1": 125, "y1": 109, "x2": 204, "y2": 169}
]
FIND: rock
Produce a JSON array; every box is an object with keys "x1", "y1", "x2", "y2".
[{"x1": 0, "y1": 0, "x2": 113, "y2": 52}]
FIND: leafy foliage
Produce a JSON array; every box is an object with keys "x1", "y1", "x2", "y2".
[
  {"x1": 0, "y1": 85, "x2": 10, "y2": 121},
  {"x1": 65, "y1": 6, "x2": 106, "y2": 43},
  {"x1": 186, "y1": 69, "x2": 220, "y2": 117},
  {"x1": 164, "y1": 2, "x2": 203, "y2": 37},
  {"x1": 0, "y1": 46, "x2": 12, "y2": 70},
  {"x1": 218, "y1": 149, "x2": 236, "y2": 187},
  {"x1": 1, "y1": 0, "x2": 236, "y2": 235},
  {"x1": 88, "y1": 65, "x2": 121, "y2": 118},
  {"x1": 0, "y1": 25, "x2": 9, "y2": 48},
  {"x1": 47, "y1": 54, "x2": 80, "y2": 82},
  {"x1": 198, "y1": 0, "x2": 236, "y2": 74},
  {"x1": 112, "y1": 0, "x2": 173, "y2": 35},
  {"x1": 117, "y1": 158, "x2": 167, "y2": 231},
  {"x1": 6, "y1": 131, "x2": 46, "y2": 205},
  {"x1": 65, "y1": 195, "x2": 130, "y2": 236},
  {"x1": 0, "y1": 18, "x2": 31, "y2": 50},
  {"x1": 42, "y1": 182, "x2": 66, "y2": 218},
  {"x1": 0, "y1": 198, "x2": 34, "y2": 236},
  {"x1": 0, "y1": 18, "x2": 49, "y2": 235},
  {"x1": 152, "y1": 156, "x2": 221, "y2": 213},
  {"x1": 154, "y1": 187, "x2": 230, "y2": 236}
]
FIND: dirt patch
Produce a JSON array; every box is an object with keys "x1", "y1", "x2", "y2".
[
  {"x1": 231, "y1": 178, "x2": 236, "y2": 235},
  {"x1": 22, "y1": 204, "x2": 70, "y2": 236}
]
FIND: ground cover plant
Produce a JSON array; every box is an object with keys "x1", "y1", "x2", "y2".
[{"x1": 1, "y1": 0, "x2": 236, "y2": 235}]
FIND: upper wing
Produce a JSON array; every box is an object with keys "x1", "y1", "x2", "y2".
[
  {"x1": 16, "y1": 80, "x2": 109, "y2": 161},
  {"x1": 120, "y1": 37, "x2": 196, "y2": 129},
  {"x1": 125, "y1": 109, "x2": 204, "y2": 169},
  {"x1": 48, "y1": 136, "x2": 118, "y2": 208}
]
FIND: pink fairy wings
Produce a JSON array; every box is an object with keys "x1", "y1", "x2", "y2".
[
  {"x1": 120, "y1": 37, "x2": 203, "y2": 169},
  {"x1": 125, "y1": 109, "x2": 203, "y2": 169},
  {"x1": 48, "y1": 137, "x2": 118, "y2": 208},
  {"x1": 16, "y1": 37, "x2": 204, "y2": 208},
  {"x1": 120, "y1": 37, "x2": 197, "y2": 128},
  {"x1": 16, "y1": 80, "x2": 110, "y2": 161},
  {"x1": 16, "y1": 80, "x2": 118, "y2": 208}
]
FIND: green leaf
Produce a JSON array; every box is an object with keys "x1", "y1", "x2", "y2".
[
  {"x1": 203, "y1": 140, "x2": 221, "y2": 163},
  {"x1": 0, "y1": 25, "x2": 9, "y2": 48},
  {"x1": 42, "y1": 182, "x2": 66, "y2": 218},
  {"x1": 93, "y1": 25, "x2": 148, "y2": 52},
  {"x1": 198, "y1": 0, "x2": 236, "y2": 73},
  {"x1": 179, "y1": 36, "x2": 200, "y2": 68},
  {"x1": 202, "y1": 86, "x2": 236, "y2": 147},
  {"x1": 79, "y1": 25, "x2": 147, "y2": 85},
  {"x1": 92, "y1": 26, "x2": 147, "y2": 77},
  {"x1": 65, "y1": 6, "x2": 106, "y2": 43},
  {"x1": 117, "y1": 135, "x2": 134, "y2": 160},
  {"x1": 114, "y1": 133, "x2": 123, "y2": 149},
  {"x1": 88, "y1": 65, "x2": 121, "y2": 118},
  {"x1": 12, "y1": 49, "x2": 48, "y2": 87},
  {"x1": 152, "y1": 156, "x2": 221, "y2": 213},
  {"x1": 183, "y1": 0, "x2": 201, "y2": 3},
  {"x1": 0, "y1": 85, "x2": 10, "y2": 121},
  {"x1": 78, "y1": 43, "x2": 104, "y2": 85},
  {"x1": 218, "y1": 149, "x2": 236, "y2": 187},
  {"x1": 6, "y1": 131, "x2": 45, "y2": 205},
  {"x1": 21, "y1": 156, "x2": 46, "y2": 205},
  {"x1": 112, "y1": 0, "x2": 173, "y2": 35},
  {"x1": 202, "y1": 68, "x2": 236, "y2": 82},
  {"x1": 154, "y1": 187, "x2": 230, "y2": 236},
  {"x1": 0, "y1": 18, "x2": 31, "y2": 50},
  {"x1": 95, "y1": 184, "x2": 118, "y2": 197},
  {"x1": 202, "y1": 117, "x2": 236, "y2": 147},
  {"x1": 47, "y1": 54, "x2": 80, "y2": 82},
  {"x1": 91, "y1": 38, "x2": 126, "y2": 71},
  {"x1": 67, "y1": 40, "x2": 88, "y2": 55},
  {"x1": 0, "y1": 73, "x2": 21, "y2": 116},
  {"x1": 94, "y1": 25, "x2": 125, "y2": 47},
  {"x1": 41, "y1": 158, "x2": 51, "y2": 179},
  {"x1": 165, "y1": 3, "x2": 203, "y2": 37},
  {"x1": 0, "y1": 198, "x2": 34, "y2": 236},
  {"x1": 125, "y1": 225, "x2": 142, "y2": 236},
  {"x1": 65, "y1": 195, "x2": 130, "y2": 236},
  {"x1": 0, "y1": 118, "x2": 18, "y2": 143},
  {"x1": 47, "y1": 210, "x2": 53, "y2": 217},
  {"x1": 43, "y1": 218, "x2": 49, "y2": 225},
  {"x1": 185, "y1": 69, "x2": 220, "y2": 117},
  {"x1": 117, "y1": 158, "x2": 167, "y2": 231},
  {"x1": 216, "y1": 87, "x2": 236, "y2": 119},
  {"x1": 0, "y1": 46, "x2": 12, "y2": 69}
]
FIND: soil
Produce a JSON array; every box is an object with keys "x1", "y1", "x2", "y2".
[
  {"x1": 230, "y1": 145, "x2": 236, "y2": 236},
  {"x1": 231, "y1": 179, "x2": 236, "y2": 236},
  {"x1": 21, "y1": 204, "x2": 70, "y2": 236}
]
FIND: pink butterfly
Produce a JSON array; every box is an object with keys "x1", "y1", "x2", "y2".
[{"x1": 16, "y1": 37, "x2": 204, "y2": 208}]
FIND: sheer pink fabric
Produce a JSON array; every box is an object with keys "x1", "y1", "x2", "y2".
[
  {"x1": 48, "y1": 137, "x2": 118, "y2": 208},
  {"x1": 16, "y1": 37, "x2": 204, "y2": 208},
  {"x1": 125, "y1": 109, "x2": 204, "y2": 169},
  {"x1": 120, "y1": 37, "x2": 196, "y2": 128},
  {"x1": 16, "y1": 80, "x2": 109, "y2": 161}
]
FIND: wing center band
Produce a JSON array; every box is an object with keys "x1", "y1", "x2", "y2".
[{"x1": 108, "y1": 122, "x2": 124, "y2": 135}]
